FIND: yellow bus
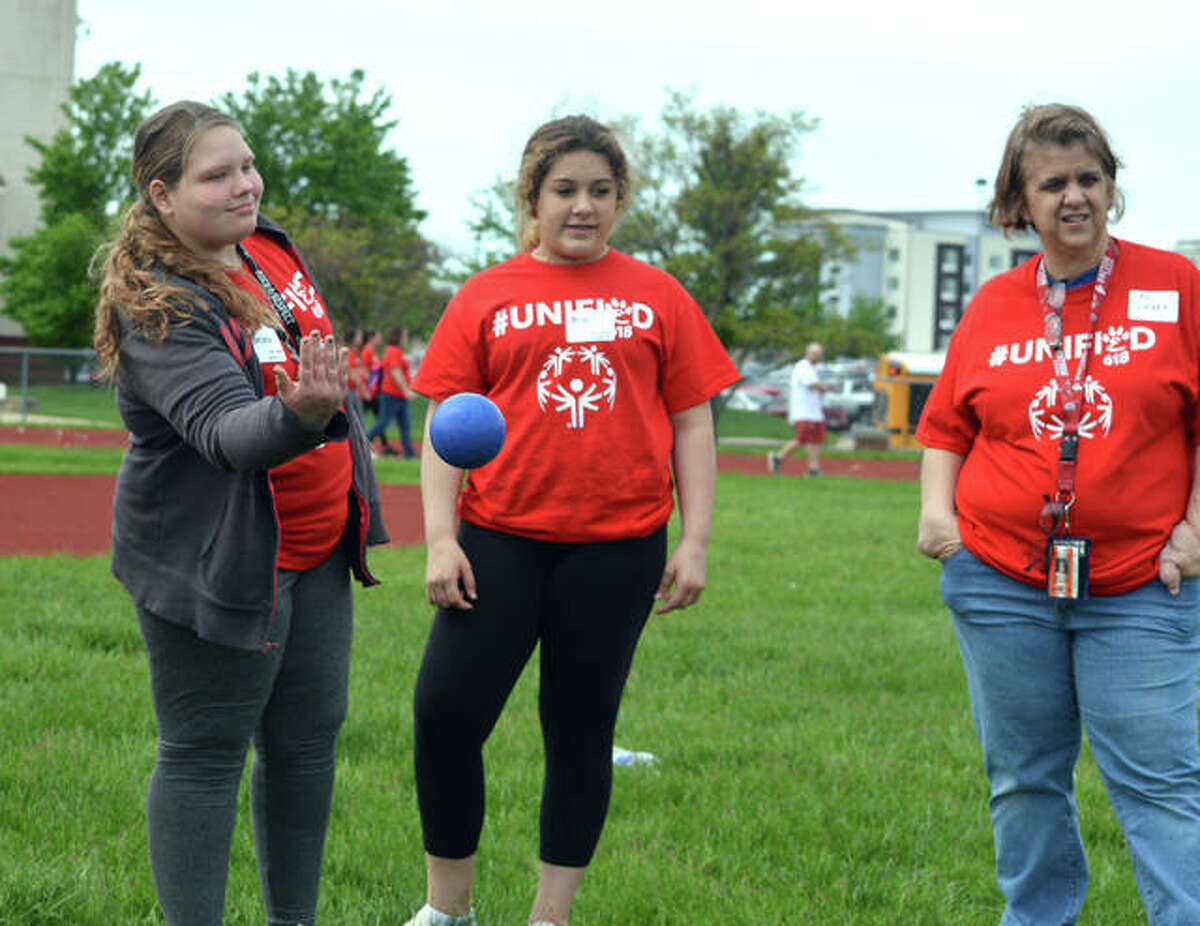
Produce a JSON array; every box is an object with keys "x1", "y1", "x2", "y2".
[{"x1": 873, "y1": 352, "x2": 945, "y2": 449}]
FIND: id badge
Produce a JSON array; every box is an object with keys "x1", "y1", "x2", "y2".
[
  {"x1": 251, "y1": 325, "x2": 288, "y2": 364},
  {"x1": 565, "y1": 307, "x2": 616, "y2": 343},
  {"x1": 1046, "y1": 536, "x2": 1090, "y2": 599}
]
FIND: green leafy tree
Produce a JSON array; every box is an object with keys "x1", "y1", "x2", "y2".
[
  {"x1": 820, "y1": 297, "x2": 900, "y2": 358},
  {"x1": 273, "y1": 205, "x2": 445, "y2": 333},
  {"x1": 0, "y1": 214, "x2": 103, "y2": 348},
  {"x1": 221, "y1": 69, "x2": 422, "y2": 226},
  {"x1": 221, "y1": 70, "x2": 447, "y2": 334},
  {"x1": 26, "y1": 62, "x2": 154, "y2": 226},
  {"x1": 615, "y1": 91, "x2": 850, "y2": 366},
  {"x1": 0, "y1": 62, "x2": 155, "y2": 346}
]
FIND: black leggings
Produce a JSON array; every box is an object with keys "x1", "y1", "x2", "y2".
[{"x1": 413, "y1": 521, "x2": 666, "y2": 866}]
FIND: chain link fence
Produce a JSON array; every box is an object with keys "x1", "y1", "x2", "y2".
[{"x1": 0, "y1": 346, "x2": 106, "y2": 426}]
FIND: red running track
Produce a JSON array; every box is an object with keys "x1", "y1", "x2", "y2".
[{"x1": 0, "y1": 428, "x2": 917, "y2": 555}]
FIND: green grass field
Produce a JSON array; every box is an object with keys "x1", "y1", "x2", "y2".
[
  {"x1": 0, "y1": 392, "x2": 913, "y2": 481},
  {"x1": 0, "y1": 455, "x2": 1150, "y2": 923}
]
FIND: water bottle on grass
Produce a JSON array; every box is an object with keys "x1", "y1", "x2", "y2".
[{"x1": 612, "y1": 746, "x2": 658, "y2": 767}]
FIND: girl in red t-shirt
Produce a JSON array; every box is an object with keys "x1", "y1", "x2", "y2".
[{"x1": 406, "y1": 115, "x2": 738, "y2": 926}]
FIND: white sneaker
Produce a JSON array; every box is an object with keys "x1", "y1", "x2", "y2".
[
  {"x1": 403, "y1": 905, "x2": 477, "y2": 926},
  {"x1": 767, "y1": 451, "x2": 781, "y2": 474}
]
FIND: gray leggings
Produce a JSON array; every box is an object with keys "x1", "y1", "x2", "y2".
[{"x1": 137, "y1": 545, "x2": 352, "y2": 926}]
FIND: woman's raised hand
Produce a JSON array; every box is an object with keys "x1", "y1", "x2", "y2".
[{"x1": 275, "y1": 333, "x2": 348, "y2": 427}]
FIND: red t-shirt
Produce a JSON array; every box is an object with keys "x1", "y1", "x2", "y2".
[
  {"x1": 379, "y1": 344, "x2": 412, "y2": 398},
  {"x1": 917, "y1": 239, "x2": 1200, "y2": 593},
  {"x1": 229, "y1": 231, "x2": 353, "y2": 570},
  {"x1": 360, "y1": 344, "x2": 381, "y2": 397},
  {"x1": 346, "y1": 347, "x2": 365, "y2": 393},
  {"x1": 413, "y1": 248, "x2": 740, "y2": 542}
]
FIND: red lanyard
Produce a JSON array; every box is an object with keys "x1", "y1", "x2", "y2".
[{"x1": 1035, "y1": 238, "x2": 1118, "y2": 536}]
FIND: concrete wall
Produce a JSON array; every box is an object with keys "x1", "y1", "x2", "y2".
[{"x1": 0, "y1": 0, "x2": 76, "y2": 332}]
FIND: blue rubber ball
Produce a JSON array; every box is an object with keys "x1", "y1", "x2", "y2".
[{"x1": 429, "y1": 392, "x2": 506, "y2": 469}]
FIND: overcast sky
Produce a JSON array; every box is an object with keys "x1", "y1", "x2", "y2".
[{"x1": 74, "y1": 0, "x2": 1200, "y2": 262}]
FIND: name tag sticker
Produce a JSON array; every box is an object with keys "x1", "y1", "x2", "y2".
[
  {"x1": 1128, "y1": 290, "x2": 1179, "y2": 323},
  {"x1": 565, "y1": 308, "x2": 617, "y2": 343},
  {"x1": 251, "y1": 326, "x2": 288, "y2": 364}
]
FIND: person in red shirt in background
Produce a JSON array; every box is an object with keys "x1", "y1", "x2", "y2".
[
  {"x1": 359, "y1": 328, "x2": 397, "y2": 454},
  {"x1": 365, "y1": 326, "x2": 416, "y2": 457},
  {"x1": 918, "y1": 103, "x2": 1200, "y2": 924},
  {"x1": 404, "y1": 114, "x2": 739, "y2": 926},
  {"x1": 343, "y1": 327, "x2": 369, "y2": 422}
]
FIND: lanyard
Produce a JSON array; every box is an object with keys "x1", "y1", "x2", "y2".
[
  {"x1": 235, "y1": 243, "x2": 304, "y2": 356},
  {"x1": 1035, "y1": 238, "x2": 1118, "y2": 535}
]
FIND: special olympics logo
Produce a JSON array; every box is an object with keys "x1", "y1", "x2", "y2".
[
  {"x1": 536, "y1": 345, "x2": 617, "y2": 429},
  {"x1": 1028, "y1": 375, "x2": 1113, "y2": 441}
]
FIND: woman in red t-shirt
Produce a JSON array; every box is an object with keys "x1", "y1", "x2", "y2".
[
  {"x1": 406, "y1": 115, "x2": 738, "y2": 926},
  {"x1": 918, "y1": 104, "x2": 1200, "y2": 922},
  {"x1": 365, "y1": 326, "x2": 415, "y2": 457}
]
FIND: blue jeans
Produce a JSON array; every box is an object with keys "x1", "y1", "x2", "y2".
[
  {"x1": 365, "y1": 392, "x2": 414, "y2": 457},
  {"x1": 941, "y1": 548, "x2": 1200, "y2": 925}
]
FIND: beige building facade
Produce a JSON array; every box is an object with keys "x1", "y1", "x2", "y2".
[
  {"x1": 822, "y1": 210, "x2": 1200, "y2": 354},
  {"x1": 820, "y1": 209, "x2": 1041, "y2": 355},
  {"x1": 0, "y1": 0, "x2": 76, "y2": 334}
]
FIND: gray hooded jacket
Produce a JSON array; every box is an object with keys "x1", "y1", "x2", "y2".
[{"x1": 110, "y1": 216, "x2": 388, "y2": 650}]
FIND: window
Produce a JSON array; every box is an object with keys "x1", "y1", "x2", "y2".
[
  {"x1": 1011, "y1": 249, "x2": 1039, "y2": 267},
  {"x1": 888, "y1": 247, "x2": 901, "y2": 262},
  {"x1": 887, "y1": 276, "x2": 900, "y2": 291},
  {"x1": 933, "y1": 243, "x2": 966, "y2": 350},
  {"x1": 988, "y1": 255, "x2": 1002, "y2": 269}
]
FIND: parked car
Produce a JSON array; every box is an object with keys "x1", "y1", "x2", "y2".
[
  {"x1": 724, "y1": 358, "x2": 876, "y2": 432},
  {"x1": 818, "y1": 367, "x2": 876, "y2": 430}
]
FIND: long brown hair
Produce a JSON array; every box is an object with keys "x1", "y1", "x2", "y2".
[{"x1": 94, "y1": 101, "x2": 273, "y2": 379}]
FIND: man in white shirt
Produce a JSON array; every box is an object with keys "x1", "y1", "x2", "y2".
[{"x1": 768, "y1": 342, "x2": 834, "y2": 476}]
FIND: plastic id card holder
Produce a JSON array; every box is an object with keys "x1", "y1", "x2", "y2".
[{"x1": 1046, "y1": 535, "x2": 1090, "y2": 599}]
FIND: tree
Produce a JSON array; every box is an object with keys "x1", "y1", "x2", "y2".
[
  {"x1": 26, "y1": 62, "x2": 155, "y2": 227},
  {"x1": 819, "y1": 297, "x2": 900, "y2": 358},
  {"x1": 615, "y1": 91, "x2": 852, "y2": 365},
  {"x1": 0, "y1": 62, "x2": 155, "y2": 346},
  {"x1": 0, "y1": 214, "x2": 103, "y2": 348},
  {"x1": 221, "y1": 70, "x2": 447, "y2": 334},
  {"x1": 221, "y1": 70, "x2": 423, "y2": 227},
  {"x1": 273, "y1": 205, "x2": 446, "y2": 333}
]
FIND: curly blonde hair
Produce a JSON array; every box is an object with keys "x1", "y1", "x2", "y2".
[
  {"x1": 94, "y1": 101, "x2": 273, "y2": 379},
  {"x1": 515, "y1": 115, "x2": 632, "y2": 252}
]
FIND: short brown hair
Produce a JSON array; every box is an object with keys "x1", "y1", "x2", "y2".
[
  {"x1": 988, "y1": 103, "x2": 1124, "y2": 235},
  {"x1": 515, "y1": 115, "x2": 631, "y2": 251}
]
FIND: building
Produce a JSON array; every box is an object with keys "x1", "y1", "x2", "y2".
[
  {"x1": 821, "y1": 210, "x2": 1200, "y2": 353},
  {"x1": 0, "y1": 0, "x2": 76, "y2": 336},
  {"x1": 819, "y1": 209, "x2": 1041, "y2": 354}
]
